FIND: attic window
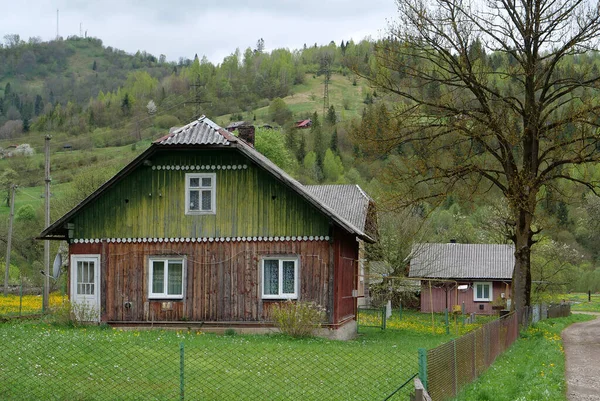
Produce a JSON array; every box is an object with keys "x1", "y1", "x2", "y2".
[{"x1": 185, "y1": 173, "x2": 216, "y2": 215}]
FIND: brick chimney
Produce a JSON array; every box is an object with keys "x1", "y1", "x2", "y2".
[{"x1": 238, "y1": 124, "x2": 255, "y2": 147}]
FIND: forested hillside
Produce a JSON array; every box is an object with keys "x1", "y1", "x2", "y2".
[{"x1": 1, "y1": 33, "x2": 600, "y2": 296}]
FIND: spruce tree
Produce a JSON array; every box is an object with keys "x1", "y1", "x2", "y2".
[{"x1": 310, "y1": 112, "x2": 324, "y2": 169}]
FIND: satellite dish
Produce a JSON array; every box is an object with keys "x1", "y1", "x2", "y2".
[
  {"x1": 52, "y1": 252, "x2": 62, "y2": 279},
  {"x1": 458, "y1": 284, "x2": 469, "y2": 291}
]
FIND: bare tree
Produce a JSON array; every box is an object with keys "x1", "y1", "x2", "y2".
[{"x1": 359, "y1": 0, "x2": 600, "y2": 313}]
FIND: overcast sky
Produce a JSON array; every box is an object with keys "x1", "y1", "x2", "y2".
[{"x1": 1, "y1": 0, "x2": 397, "y2": 63}]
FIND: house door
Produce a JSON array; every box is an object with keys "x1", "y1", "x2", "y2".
[{"x1": 70, "y1": 255, "x2": 101, "y2": 322}]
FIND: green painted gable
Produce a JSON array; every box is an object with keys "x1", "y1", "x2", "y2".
[{"x1": 70, "y1": 149, "x2": 330, "y2": 239}]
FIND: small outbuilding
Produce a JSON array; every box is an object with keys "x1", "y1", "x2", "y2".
[{"x1": 408, "y1": 243, "x2": 514, "y2": 315}]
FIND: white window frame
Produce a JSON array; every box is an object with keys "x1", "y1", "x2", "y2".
[
  {"x1": 473, "y1": 281, "x2": 493, "y2": 302},
  {"x1": 185, "y1": 173, "x2": 216, "y2": 215},
  {"x1": 148, "y1": 257, "x2": 186, "y2": 299},
  {"x1": 261, "y1": 257, "x2": 299, "y2": 300}
]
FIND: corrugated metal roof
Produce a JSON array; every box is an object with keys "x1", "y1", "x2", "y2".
[
  {"x1": 305, "y1": 185, "x2": 371, "y2": 232},
  {"x1": 155, "y1": 117, "x2": 230, "y2": 146},
  {"x1": 408, "y1": 243, "x2": 514, "y2": 280}
]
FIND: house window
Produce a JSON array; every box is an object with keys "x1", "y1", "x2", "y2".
[
  {"x1": 261, "y1": 257, "x2": 299, "y2": 299},
  {"x1": 473, "y1": 282, "x2": 492, "y2": 302},
  {"x1": 149, "y1": 257, "x2": 185, "y2": 299},
  {"x1": 185, "y1": 173, "x2": 216, "y2": 214}
]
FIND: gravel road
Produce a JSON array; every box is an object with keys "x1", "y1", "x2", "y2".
[{"x1": 562, "y1": 312, "x2": 600, "y2": 401}]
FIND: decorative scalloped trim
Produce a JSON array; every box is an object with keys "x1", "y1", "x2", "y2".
[
  {"x1": 72, "y1": 236, "x2": 330, "y2": 244},
  {"x1": 151, "y1": 164, "x2": 248, "y2": 171}
]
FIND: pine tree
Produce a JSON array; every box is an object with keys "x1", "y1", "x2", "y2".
[
  {"x1": 121, "y1": 93, "x2": 131, "y2": 115},
  {"x1": 310, "y1": 111, "x2": 324, "y2": 169},
  {"x1": 326, "y1": 105, "x2": 337, "y2": 126},
  {"x1": 330, "y1": 129, "x2": 338, "y2": 153},
  {"x1": 297, "y1": 131, "x2": 307, "y2": 162},
  {"x1": 34, "y1": 95, "x2": 43, "y2": 116}
]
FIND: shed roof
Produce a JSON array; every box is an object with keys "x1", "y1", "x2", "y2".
[
  {"x1": 295, "y1": 119, "x2": 312, "y2": 128},
  {"x1": 408, "y1": 243, "x2": 514, "y2": 280},
  {"x1": 305, "y1": 185, "x2": 372, "y2": 233},
  {"x1": 40, "y1": 116, "x2": 374, "y2": 242}
]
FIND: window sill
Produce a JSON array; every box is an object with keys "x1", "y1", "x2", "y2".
[
  {"x1": 262, "y1": 297, "x2": 298, "y2": 301},
  {"x1": 148, "y1": 297, "x2": 184, "y2": 301}
]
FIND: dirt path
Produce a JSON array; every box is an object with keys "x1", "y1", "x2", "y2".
[{"x1": 562, "y1": 312, "x2": 600, "y2": 401}]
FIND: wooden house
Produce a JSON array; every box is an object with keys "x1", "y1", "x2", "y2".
[
  {"x1": 408, "y1": 243, "x2": 514, "y2": 315},
  {"x1": 40, "y1": 117, "x2": 376, "y2": 338}
]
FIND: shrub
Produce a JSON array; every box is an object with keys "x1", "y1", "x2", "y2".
[
  {"x1": 47, "y1": 299, "x2": 99, "y2": 327},
  {"x1": 154, "y1": 114, "x2": 180, "y2": 129},
  {"x1": 270, "y1": 301, "x2": 325, "y2": 337}
]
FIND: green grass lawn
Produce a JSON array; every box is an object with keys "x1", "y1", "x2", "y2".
[
  {"x1": 0, "y1": 318, "x2": 453, "y2": 401},
  {"x1": 564, "y1": 292, "x2": 600, "y2": 312},
  {"x1": 453, "y1": 314, "x2": 595, "y2": 401}
]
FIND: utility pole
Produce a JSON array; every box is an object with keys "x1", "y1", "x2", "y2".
[
  {"x1": 43, "y1": 136, "x2": 51, "y2": 312},
  {"x1": 189, "y1": 79, "x2": 209, "y2": 120},
  {"x1": 3, "y1": 185, "x2": 16, "y2": 296}
]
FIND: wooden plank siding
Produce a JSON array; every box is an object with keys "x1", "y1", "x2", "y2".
[
  {"x1": 71, "y1": 150, "x2": 330, "y2": 239},
  {"x1": 70, "y1": 240, "x2": 334, "y2": 323},
  {"x1": 420, "y1": 281, "x2": 511, "y2": 315}
]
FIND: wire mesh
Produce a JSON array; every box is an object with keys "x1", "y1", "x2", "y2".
[
  {"x1": 425, "y1": 312, "x2": 519, "y2": 401},
  {"x1": 357, "y1": 306, "x2": 385, "y2": 331},
  {"x1": 0, "y1": 321, "x2": 418, "y2": 400}
]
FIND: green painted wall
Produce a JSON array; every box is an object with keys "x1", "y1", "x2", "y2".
[{"x1": 71, "y1": 149, "x2": 330, "y2": 239}]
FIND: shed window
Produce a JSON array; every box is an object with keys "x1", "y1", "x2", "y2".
[
  {"x1": 473, "y1": 282, "x2": 492, "y2": 302},
  {"x1": 261, "y1": 257, "x2": 298, "y2": 299},
  {"x1": 185, "y1": 173, "x2": 216, "y2": 214},
  {"x1": 149, "y1": 257, "x2": 185, "y2": 299}
]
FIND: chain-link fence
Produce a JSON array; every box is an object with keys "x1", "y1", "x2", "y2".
[
  {"x1": 0, "y1": 288, "x2": 65, "y2": 318},
  {"x1": 0, "y1": 321, "x2": 419, "y2": 400},
  {"x1": 421, "y1": 312, "x2": 519, "y2": 401},
  {"x1": 357, "y1": 305, "x2": 387, "y2": 331}
]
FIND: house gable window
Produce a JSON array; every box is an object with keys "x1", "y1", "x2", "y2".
[
  {"x1": 261, "y1": 257, "x2": 299, "y2": 299},
  {"x1": 473, "y1": 282, "x2": 492, "y2": 302},
  {"x1": 149, "y1": 257, "x2": 185, "y2": 299},
  {"x1": 185, "y1": 173, "x2": 216, "y2": 215}
]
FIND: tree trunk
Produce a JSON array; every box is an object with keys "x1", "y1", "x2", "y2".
[{"x1": 511, "y1": 204, "x2": 534, "y2": 314}]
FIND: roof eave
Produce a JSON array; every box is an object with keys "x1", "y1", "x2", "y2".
[{"x1": 39, "y1": 145, "x2": 158, "y2": 240}]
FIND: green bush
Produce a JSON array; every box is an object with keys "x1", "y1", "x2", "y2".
[
  {"x1": 154, "y1": 115, "x2": 180, "y2": 129},
  {"x1": 270, "y1": 301, "x2": 325, "y2": 338}
]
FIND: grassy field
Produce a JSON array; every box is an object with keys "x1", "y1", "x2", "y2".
[
  {"x1": 454, "y1": 314, "x2": 595, "y2": 401},
  {"x1": 0, "y1": 316, "x2": 457, "y2": 401},
  {"x1": 0, "y1": 292, "x2": 64, "y2": 317},
  {"x1": 564, "y1": 292, "x2": 600, "y2": 312}
]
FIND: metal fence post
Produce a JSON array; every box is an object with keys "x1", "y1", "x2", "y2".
[
  {"x1": 445, "y1": 308, "x2": 450, "y2": 335},
  {"x1": 179, "y1": 342, "x2": 185, "y2": 401},
  {"x1": 19, "y1": 282, "x2": 23, "y2": 317},
  {"x1": 418, "y1": 348, "x2": 428, "y2": 390},
  {"x1": 382, "y1": 306, "x2": 386, "y2": 330}
]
